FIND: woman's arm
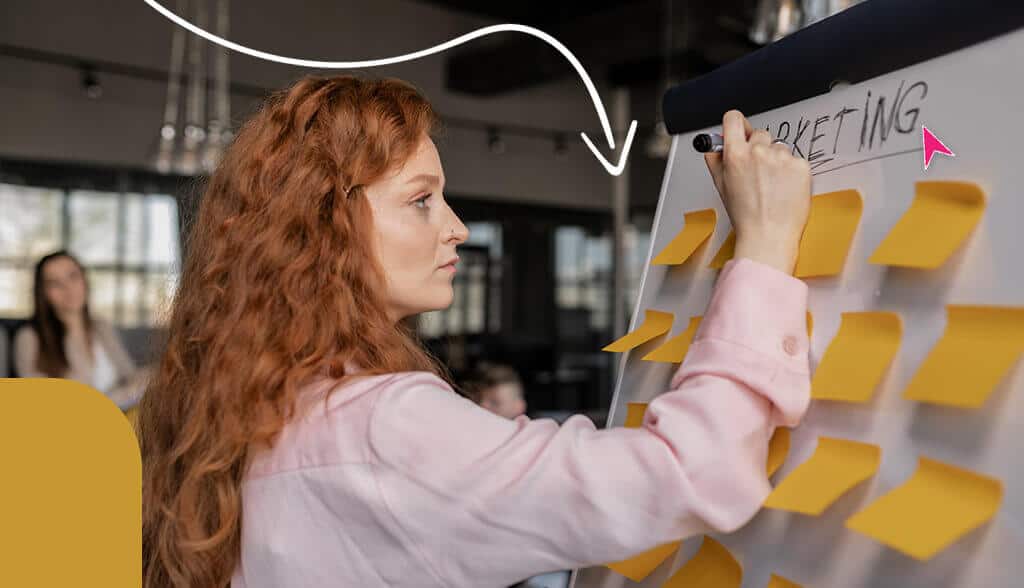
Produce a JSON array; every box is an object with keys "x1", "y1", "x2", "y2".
[
  {"x1": 13, "y1": 326, "x2": 47, "y2": 378},
  {"x1": 105, "y1": 376, "x2": 149, "y2": 409},
  {"x1": 95, "y1": 322, "x2": 149, "y2": 408},
  {"x1": 95, "y1": 321, "x2": 138, "y2": 380},
  {"x1": 367, "y1": 109, "x2": 812, "y2": 585},
  {"x1": 367, "y1": 258, "x2": 809, "y2": 585}
]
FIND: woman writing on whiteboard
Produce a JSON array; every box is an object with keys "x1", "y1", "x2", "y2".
[{"x1": 139, "y1": 76, "x2": 812, "y2": 588}]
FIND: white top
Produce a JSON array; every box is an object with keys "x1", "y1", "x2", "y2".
[
  {"x1": 90, "y1": 341, "x2": 118, "y2": 398},
  {"x1": 13, "y1": 321, "x2": 141, "y2": 409}
]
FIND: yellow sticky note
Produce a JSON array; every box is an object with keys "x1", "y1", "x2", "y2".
[
  {"x1": 624, "y1": 402, "x2": 648, "y2": 428},
  {"x1": 903, "y1": 306, "x2": 1024, "y2": 407},
  {"x1": 708, "y1": 231, "x2": 736, "y2": 269},
  {"x1": 846, "y1": 457, "x2": 1003, "y2": 560},
  {"x1": 767, "y1": 428, "x2": 791, "y2": 478},
  {"x1": 662, "y1": 536, "x2": 741, "y2": 588},
  {"x1": 764, "y1": 437, "x2": 880, "y2": 515},
  {"x1": 869, "y1": 181, "x2": 986, "y2": 268},
  {"x1": 812, "y1": 312, "x2": 903, "y2": 403},
  {"x1": 653, "y1": 209, "x2": 718, "y2": 265},
  {"x1": 768, "y1": 574, "x2": 803, "y2": 588},
  {"x1": 806, "y1": 312, "x2": 814, "y2": 337},
  {"x1": 795, "y1": 189, "x2": 864, "y2": 277},
  {"x1": 602, "y1": 310, "x2": 674, "y2": 352},
  {"x1": 605, "y1": 541, "x2": 681, "y2": 582},
  {"x1": 643, "y1": 316, "x2": 703, "y2": 363},
  {"x1": 707, "y1": 190, "x2": 863, "y2": 275}
]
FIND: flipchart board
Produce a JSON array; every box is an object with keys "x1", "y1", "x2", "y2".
[{"x1": 572, "y1": 2, "x2": 1024, "y2": 587}]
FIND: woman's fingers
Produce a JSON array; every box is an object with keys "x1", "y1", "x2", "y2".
[
  {"x1": 721, "y1": 110, "x2": 749, "y2": 149},
  {"x1": 704, "y1": 151, "x2": 723, "y2": 179},
  {"x1": 741, "y1": 113, "x2": 754, "y2": 138},
  {"x1": 703, "y1": 109, "x2": 812, "y2": 274},
  {"x1": 749, "y1": 129, "x2": 772, "y2": 147}
]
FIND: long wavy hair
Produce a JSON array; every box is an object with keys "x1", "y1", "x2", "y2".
[
  {"x1": 139, "y1": 75, "x2": 445, "y2": 588},
  {"x1": 30, "y1": 250, "x2": 94, "y2": 377}
]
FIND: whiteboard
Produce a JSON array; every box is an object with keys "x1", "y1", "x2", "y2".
[{"x1": 572, "y1": 26, "x2": 1024, "y2": 588}]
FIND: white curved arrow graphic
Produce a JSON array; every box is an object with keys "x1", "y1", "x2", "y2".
[{"x1": 142, "y1": 0, "x2": 638, "y2": 176}]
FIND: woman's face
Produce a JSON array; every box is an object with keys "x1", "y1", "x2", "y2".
[
  {"x1": 366, "y1": 136, "x2": 469, "y2": 321},
  {"x1": 41, "y1": 256, "x2": 88, "y2": 318}
]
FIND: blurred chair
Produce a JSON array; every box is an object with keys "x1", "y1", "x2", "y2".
[
  {"x1": 0, "y1": 323, "x2": 9, "y2": 378},
  {"x1": 0, "y1": 318, "x2": 29, "y2": 377},
  {"x1": 117, "y1": 326, "x2": 160, "y2": 439},
  {"x1": 118, "y1": 326, "x2": 167, "y2": 367}
]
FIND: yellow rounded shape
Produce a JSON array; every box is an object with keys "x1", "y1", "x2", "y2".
[{"x1": 0, "y1": 378, "x2": 141, "y2": 586}]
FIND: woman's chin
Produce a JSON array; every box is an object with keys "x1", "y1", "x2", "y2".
[
  {"x1": 404, "y1": 291, "x2": 455, "y2": 317},
  {"x1": 429, "y1": 292, "x2": 455, "y2": 312}
]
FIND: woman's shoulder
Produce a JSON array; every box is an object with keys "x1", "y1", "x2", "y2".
[
  {"x1": 271, "y1": 371, "x2": 455, "y2": 472},
  {"x1": 332, "y1": 370, "x2": 452, "y2": 403},
  {"x1": 348, "y1": 370, "x2": 451, "y2": 391},
  {"x1": 359, "y1": 371, "x2": 456, "y2": 407},
  {"x1": 299, "y1": 370, "x2": 452, "y2": 417}
]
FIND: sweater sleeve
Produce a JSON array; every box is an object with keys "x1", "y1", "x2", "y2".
[{"x1": 367, "y1": 258, "x2": 810, "y2": 585}]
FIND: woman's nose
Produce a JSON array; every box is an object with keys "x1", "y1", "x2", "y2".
[{"x1": 445, "y1": 205, "x2": 469, "y2": 243}]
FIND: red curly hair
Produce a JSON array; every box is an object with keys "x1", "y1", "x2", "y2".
[{"x1": 139, "y1": 75, "x2": 444, "y2": 587}]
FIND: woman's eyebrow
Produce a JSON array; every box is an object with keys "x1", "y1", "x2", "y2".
[{"x1": 405, "y1": 173, "x2": 442, "y2": 187}]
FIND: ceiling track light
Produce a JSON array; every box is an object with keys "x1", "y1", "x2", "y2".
[
  {"x1": 80, "y1": 64, "x2": 102, "y2": 99},
  {"x1": 553, "y1": 132, "x2": 568, "y2": 157},
  {"x1": 487, "y1": 126, "x2": 506, "y2": 155}
]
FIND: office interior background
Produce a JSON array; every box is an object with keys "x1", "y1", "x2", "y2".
[{"x1": 0, "y1": 0, "x2": 859, "y2": 423}]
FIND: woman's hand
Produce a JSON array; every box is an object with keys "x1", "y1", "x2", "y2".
[{"x1": 704, "y1": 110, "x2": 812, "y2": 274}]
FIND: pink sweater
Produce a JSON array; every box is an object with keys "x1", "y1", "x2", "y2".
[{"x1": 231, "y1": 258, "x2": 810, "y2": 587}]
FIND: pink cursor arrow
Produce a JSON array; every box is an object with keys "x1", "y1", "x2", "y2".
[{"x1": 922, "y1": 125, "x2": 955, "y2": 170}]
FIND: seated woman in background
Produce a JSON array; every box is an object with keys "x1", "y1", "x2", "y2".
[
  {"x1": 462, "y1": 362, "x2": 528, "y2": 420},
  {"x1": 14, "y1": 250, "x2": 149, "y2": 409}
]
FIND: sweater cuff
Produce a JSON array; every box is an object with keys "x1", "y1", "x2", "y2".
[{"x1": 694, "y1": 257, "x2": 809, "y2": 375}]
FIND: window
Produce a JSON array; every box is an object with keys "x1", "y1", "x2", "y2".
[
  {"x1": 624, "y1": 223, "x2": 652, "y2": 314},
  {"x1": 0, "y1": 183, "x2": 181, "y2": 327},
  {"x1": 554, "y1": 220, "x2": 652, "y2": 336},
  {"x1": 0, "y1": 185, "x2": 64, "y2": 318},
  {"x1": 555, "y1": 226, "x2": 612, "y2": 331}
]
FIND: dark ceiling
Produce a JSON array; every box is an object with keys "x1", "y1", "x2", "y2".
[
  {"x1": 415, "y1": 0, "x2": 632, "y2": 27},
  {"x1": 417, "y1": 0, "x2": 762, "y2": 95}
]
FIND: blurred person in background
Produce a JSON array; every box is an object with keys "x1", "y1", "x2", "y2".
[
  {"x1": 462, "y1": 362, "x2": 527, "y2": 419},
  {"x1": 14, "y1": 250, "x2": 150, "y2": 409}
]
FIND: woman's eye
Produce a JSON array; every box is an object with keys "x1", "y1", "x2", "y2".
[{"x1": 413, "y1": 194, "x2": 431, "y2": 209}]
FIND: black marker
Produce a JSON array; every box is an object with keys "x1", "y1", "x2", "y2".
[
  {"x1": 693, "y1": 133, "x2": 724, "y2": 153},
  {"x1": 693, "y1": 132, "x2": 788, "y2": 153}
]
